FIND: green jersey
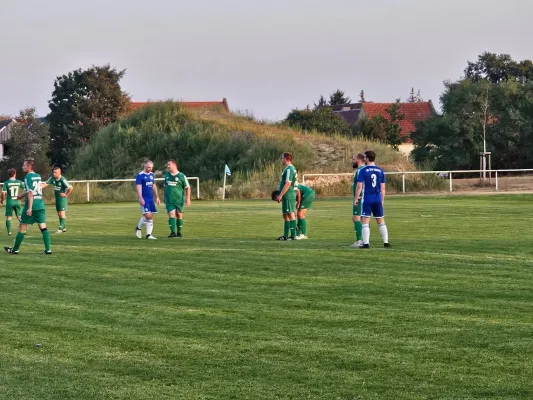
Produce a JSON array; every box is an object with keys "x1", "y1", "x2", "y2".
[
  {"x1": 353, "y1": 166, "x2": 365, "y2": 198},
  {"x1": 23, "y1": 172, "x2": 45, "y2": 211},
  {"x1": 164, "y1": 171, "x2": 189, "y2": 204},
  {"x1": 279, "y1": 165, "x2": 298, "y2": 199},
  {"x1": 46, "y1": 175, "x2": 72, "y2": 202},
  {"x1": 2, "y1": 179, "x2": 24, "y2": 207},
  {"x1": 297, "y1": 184, "x2": 314, "y2": 200}
]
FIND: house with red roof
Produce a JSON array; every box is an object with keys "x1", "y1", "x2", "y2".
[{"x1": 129, "y1": 98, "x2": 230, "y2": 113}]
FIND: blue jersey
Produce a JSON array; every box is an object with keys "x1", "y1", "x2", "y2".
[
  {"x1": 357, "y1": 165, "x2": 386, "y2": 204},
  {"x1": 136, "y1": 171, "x2": 155, "y2": 200}
]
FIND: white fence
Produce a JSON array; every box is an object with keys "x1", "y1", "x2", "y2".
[{"x1": 302, "y1": 169, "x2": 533, "y2": 193}]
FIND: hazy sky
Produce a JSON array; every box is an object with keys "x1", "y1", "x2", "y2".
[{"x1": 2, "y1": 0, "x2": 532, "y2": 121}]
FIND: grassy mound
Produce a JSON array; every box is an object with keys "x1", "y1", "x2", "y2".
[{"x1": 71, "y1": 102, "x2": 414, "y2": 198}]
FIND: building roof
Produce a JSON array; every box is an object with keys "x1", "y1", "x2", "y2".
[
  {"x1": 129, "y1": 98, "x2": 230, "y2": 112},
  {"x1": 362, "y1": 101, "x2": 436, "y2": 135},
  {"x1": 0, "y1": 119, "x2": 14, "y2": 130},
  {"x1": 333, "y1": 109, "x2": 362, "y2": 126},
  {"x1": 330, "y1": 102, "x2": 362, "y2": 112}
]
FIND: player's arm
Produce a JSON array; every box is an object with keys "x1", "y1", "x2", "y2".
[
  {"x1": 136, "y1": 184, "x2": 145, "y2": 206},
  {"x1": 381, "y1": 182, "x2": 386, "y2": 205},
  {"x1": 1, "y1": 190, "x2": 5, "y2": 205},
  {"x1": 41, "y1": 177, "x2": 52, "y2": 189},
  {"x1": 277, "y1": 170, "x2": 293, "y2": 201},
  {"x1": 26, "y1": 190, "x2": 33, "y2": 215},
  {"x1": 64, "y1": 179, "x2": 73, "y2": 197},
  {"x1": 184, "y1": 177, "x2": 191, "y2": 206},
  {"x1": 152, "y1": 182, "x2": 160, "y2": 205},
  {"x1": 354, "y1": 182, "x2": 363, "y2": 206},
  {"x1": 295, "y1": 187, "x2": 301, "y2": 209}
]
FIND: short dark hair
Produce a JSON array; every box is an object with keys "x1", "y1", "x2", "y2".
[
  {"x1": 271, "y1": 190, "x2": 280, "y2": 201},
  {"x1": 356, "y1": 153, "x2": 365, "y2": 162},
  {"x1": 7, "y1": 168, "x2": 16, "y2": 178},
  {"x1": 168, "y1": 159, "x2": 178, "y2": 168},
  {"x1": 24, "y1": 158, "x2": 35, "y2": 169},
  {"x1": 364, "y1": 151, "x2": 376, "y2": 162},
  {"x1": 282, "y1": 152, "x2": 293, "y2": 162},
  {"x1": 53, "y1": 166, "x2": 62, "y2": 172}
]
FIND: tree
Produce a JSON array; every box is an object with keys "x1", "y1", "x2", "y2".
[
  {"x1": 328, "y1": 89, "x2": 351, "y2": 106},
  {"x1": 464, "y1": 52, "x2": 533, "y2": 84},
  {"x1": 416, "y1": 90, "x2": 423, "y2": 102},
  {"x1": 359, "y1": 90, "x2": 366, "y2": 103},
  {"x1": 352, "y1": 101, "x2": 405, "y2": 149},
  {"x1": 407, "y1": 88, "x2": 417, "y2": 103},
  {"x1": 385, "y1": 100, "x2": 406, "y2": 150},
  {"x1": 285, "y1": 107, "x2": 350, "y2": 136},
  {"x1": 47, "y1": 65, "x2": 130, "y2": 167},
  {"x1": 0, "y1": 108, "x2": 51, "y2": 181},
  {"x1": 314, "y1": 95, "x2": 328, "y2": 109}
]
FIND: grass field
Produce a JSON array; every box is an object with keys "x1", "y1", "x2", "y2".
[{"x1": 1, "y1": 196, "x2": 532, "y2": 400}]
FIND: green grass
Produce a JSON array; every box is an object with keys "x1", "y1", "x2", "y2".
[{"x1": 1, "y1": 196, "x2": 532, "y2": 400}]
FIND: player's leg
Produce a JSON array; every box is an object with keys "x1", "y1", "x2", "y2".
[
  {"x1": 57, "y1": 210, "x2": 67, "y2": 233},
  {"x1": 6, "y1": 208, "x2": 12, "y2": 235},
  {"x1": 352, "y1": 200, "x2": 363, "y2": 247},
  {"x1": 176, "y1": 210, "x2": 184, "y2": 237},
  {"x1": 167, "y1": 207, "x2": 177, "y2": 237},
  {"x1": 37, "y1": 220, "x2": 52, "y2": 254},
  {"x1": 5, "y1": 220, "x2": 28, "y2": 254},
  {"x1": 287, "y1": 198, "x2": 297, "y2": 239},
  {"x1": 144, "y1": 212, "x2": 155, "y2": 239},
  {"x1": 360, "y1": 200, "x2": 372, "y2": 248},
  {"x1": 375, "y1": 212, "x2": 390, "y2": 247},
  {"x1": 296, "y1": 208, "x2": 308, "y2": 239},
  {"x1": 278, "y1": 213, "x2": 290, "y2": 240}
]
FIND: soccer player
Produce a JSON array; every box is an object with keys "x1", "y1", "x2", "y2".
[
  {"x1": 164, "y1": 159, "x2": 191, "y2": 238},
  {"x1": 295, "y1": 183, "x2": 315, "y2": 239},
  {"x1": 275, "y1": 152, "x2": 298, "y2": 241},
  {"x1": 41, "y1": 166, "x2": 73, "y2": 233},
  {"x1": 354, "y1": 150, "x2": 390, "y2": 249},
  {"x1": 351, "y1": 153, "x2": 366, "y2": 247},
  {"x1": 135, "y1": 160, "x2": 160, "y2": 240},
  {"x1": 4, "y1": 158, "x2": 52, "y2": 255},
  {"x1": 1, "y1": 168, "x2": 24, "y2": 235}
]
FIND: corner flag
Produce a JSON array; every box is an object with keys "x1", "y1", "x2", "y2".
[{"x1": 224, "y1": 164, "x2": 231, "y2": 176}]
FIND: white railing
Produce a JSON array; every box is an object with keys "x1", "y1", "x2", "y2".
[
  {"x1": 302, "y1": 169, "x2": 533, "y2": 193},
  {"x1": 66, "y1": 177, "x2": 200, "y2": 202}
]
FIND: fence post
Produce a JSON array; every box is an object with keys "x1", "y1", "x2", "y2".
[
  {"x1": 402, "y1": 173, "x2": 406, "y2": 194},
  {"x1": 449, "y1": 172, "x2": 453, "y2": 193},
  {"x1": 495, "y1": 171, "x2": 499, "y2": 191},
  {"x1": 302, "y1": 174, "x2": 306, "y2": 185},
  {"x1": 197, "y1": 180, "x2": 200, "y2": 199},
  {"x1": 86, "y1": 182, "x2": 90, "y2": 202}
]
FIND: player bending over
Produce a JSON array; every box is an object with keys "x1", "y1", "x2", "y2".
[
  {"x1": 1, "y1": 168, "x2": 24, "y2": 235},
  {"x1": 275, "y1": 152, "x2": 298, "y2": 241},
  {"x1": 271, "y1": 183, "x2": 314, "y2": 240},
  {"x1": 4, "y1": 158, "x2": 52, "y2": 255},
  {"x1": 354, "y1": 150, "x2": 391, "y2": 249},
  {"x1": 41, "y1": 166, "x2": 73, "y2": 233},
  {"x1": 351, "y1": 153, "x2": 366, "y2": 247},
  {"x1": 164, "y1": 159, "x2": 191, "y2": 238},
  {"x1": 135, "y1": 160, "x2": 160, "y2": 240}
]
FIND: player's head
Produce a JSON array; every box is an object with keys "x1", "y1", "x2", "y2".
[
  {"x1": 143, "y1": 160, "x2": 153, "y2": 173},
  {"x1": 364, "y1": 150, "x2": 376, "y2": 163},
  {"x1": 52, "y1": 166, "x2": 62, "y2": 179},
  {"x1": 271, "y1": 190, "x2": 281, "y2": 201},
  {"x1": 167, "y1": 159, "x2": 178, "y2": 173},
  {"x1": 281, "y1": 152, "x2": 293, "y2": 166},
  {"x1": 352, "y1": 153, "x2": 365, "y2": 168},
  {"x1": 7, "y1": 168, "x2": 16, "y2": 178},
  {"x1": 23, "y1": 158, "x2": 35, "y2": 173}
]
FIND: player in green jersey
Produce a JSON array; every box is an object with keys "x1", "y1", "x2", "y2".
[
  {"x1": 4, "y1": 158, "x2": 51, "y2": 255},
  {"x1": 41, "y1": 166, "x2": 73, "y2": 233},
  {"x1": 164, "y1": 159, "x2": 191, "y2": 238},
  {"x1": 295, "y1": 183, "x2": 315, "y2": 240},
  {"x1": 274, "y1": 152, "x2": 298, "y2": 241},
  {"x1": 351, "y1": 153, "x2": 366, "y2": 247},
  {"x1": 1, "y1": 168, "x2": 24, "y2": 235}
]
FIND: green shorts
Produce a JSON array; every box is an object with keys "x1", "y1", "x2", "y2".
[
  {"x1": 56, "y1": 198, "x2": 68, "y2": 212},
  {"x1": 282, "y1": 197, "x2": 296, "y2": 215},
  {"x1": 5, "y1": 204, "x2": 22, "y2": 218},
  {"x1": 299, "y1": 193, "x2": 315, "y2": 210},
  {"x1": 20, "y1": 208, "x2": 46, "y2": 225},
  {"x1": 166, "y1": 203, "x2": 184, "y2": 214},
  {"x1": 353, "y1": 201, "x2": 362, "y2": 217}
]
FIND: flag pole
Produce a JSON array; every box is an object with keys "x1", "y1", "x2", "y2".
[{"x1": 222, "y1": 168, "x2": 226, "y2": 201}]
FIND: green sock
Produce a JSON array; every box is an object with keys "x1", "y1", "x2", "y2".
[
  {"x1": 177, "y1": 219, "x2": 183, "y2": 233},
  {"x1": 290, "y1": 220, "x2": 297, "y2": 238},
  {"x1": 284, "y1": 220, "x2": 290, "y2": 238},
  {"x1": 297, "y1": 219, "x2": 302, "y2": 235},
  {"x1": 42, "y1": 229, "x2": 51, "y2": 252},
  {"x1": 169, "y1": 218, "x2": 177, "y2": 234},
  {"x1": 59, "y1": 218, "x2": 66, "y2": 230},
  {"x1": 6, "y1": 220, "x2": 11, "y2": 234},
  {"x1": 300, "y1": 218, "x2": 307, "y2": 236},
  {"x1": 13, "y1": 232, "x2": 25, "y2": 251},
  {"x1": 355, "y1": 221, "x2": 363, "y2": 241}
]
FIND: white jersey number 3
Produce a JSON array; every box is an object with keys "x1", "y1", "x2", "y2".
[{"x1": 371, "y1": 174, "x2": 377, "y2": 188}]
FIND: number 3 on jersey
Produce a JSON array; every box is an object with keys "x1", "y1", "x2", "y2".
[{"x1": 371, "y1": 174, "x2": 377, "y2": 187}]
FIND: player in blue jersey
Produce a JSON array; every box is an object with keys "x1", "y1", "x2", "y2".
[
  {"x1": 135, "y1": 160, "x2": 160, "y2": 239},
  {"x1": 354, "y1": 150, "x2": 390, "y2": 249}
]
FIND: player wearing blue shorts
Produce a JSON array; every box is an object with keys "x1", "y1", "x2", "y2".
[
  {"x1": 354, "y1": 150, "x2": 391, "y2": 249},
  {"x1": 135, "y1": 160, "x2": 160, "y2": 240}
]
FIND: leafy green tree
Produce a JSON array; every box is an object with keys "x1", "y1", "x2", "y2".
[
  {"x1": 314, "y1": 95, "x2": 328, "y2": 109},
  {"x1": 328, "y1": 90, "x2": 351, "y2": 106},
  {"x1": 359, "y1": 90, "x2": 366, "y2": 103},
  {"x1": 407, "y1": 88, "x2": 417, "y2": 103},
  {"x1": 285, "y1": 107, "x2": 350, "y2": 135},
  {"x1": 0, "y1": 108, "x2": 51, "y2": 180},
  {"x1": 464, "y1": 52, "x2": 533, "y2": 84},
  {"x1": 384, "y1": 101, "x2": 406, "y2": 150},
  {"x1": 47, "y1": 65, "x2": 130, "y2": 167}
]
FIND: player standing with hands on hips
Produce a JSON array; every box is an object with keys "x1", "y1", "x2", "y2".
[{"x1": 354, "y1": 151, "x2": 391, "y2": 249}]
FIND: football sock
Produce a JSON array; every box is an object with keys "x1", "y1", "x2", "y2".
[
  {"x1": 300, "y1": 218, "x2": 307, "y2": 236},
  {"x1": 169, "y1": 218, "x2": 177, "y2": 234},
  {"x1": 138, "y1": 217, "x2": 146, "y2": 230},
  {"x1": 13, "y1": 232, "x2": 24, "y2": 251},
  {"x1": 177, "y1": 219, "x2": 183, "y2": 234},
  {"x1": 283, "y1": 220, "x2": 290, "y2": 238},
  {"x1": 41, "y1": 228, "x2": 51, "y2": 252},
  {"x1": 59, "y1": 218, "x2": 66, "y2": 231},
  {"x1": 355, "y1": 221, "x2": 363, "y2": 241},
  {"x1": 146, "y1": 219, "x2": 154, "y2": 236},
  {"x1": 289, "y1": 220, "x2": 297, "y2": 238},
  {"x1": 296, "y1": 219, "x2": 302, "y2": 235},
  {"x1": 379, "y1": 223, "x2": 389, "y2": 244},
  {"x1": 6, "y1": 220, "x2": 11, "y2": 234},
  {"x1": 362, "y1": 224, "x2": 370, "y2": 245}
]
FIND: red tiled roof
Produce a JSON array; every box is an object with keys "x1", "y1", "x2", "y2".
[
  {"x1": 362, "y1": 102, "x2": 435, "y2": 138},
  {"x1": 129, "y1": 98, "x2": 229, "y2": 112}
]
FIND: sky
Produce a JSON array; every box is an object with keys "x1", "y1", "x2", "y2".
[{"x1": 2, "y1": 0, "x2": 532, "y2": 121}]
